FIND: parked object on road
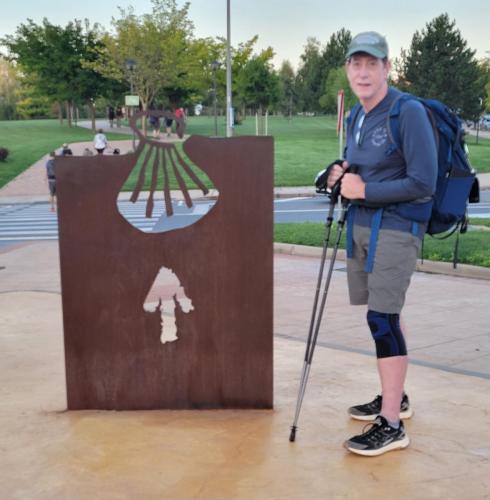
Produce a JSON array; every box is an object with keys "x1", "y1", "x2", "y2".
[{"x1": 481, "y1": 115, "x2": 490, "y2": 130}]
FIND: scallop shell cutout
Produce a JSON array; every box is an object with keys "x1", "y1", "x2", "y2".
[{"x1": 117, "y1": 110, "x2": 219, "y2": 234}]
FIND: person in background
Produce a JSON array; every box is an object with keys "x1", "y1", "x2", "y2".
[
  {"x1": 115, "y1": 106, "x2": 124, "y2": 128},
  {"x1": 149, "y1": 114, "x2": 161, "y2": 139},
  {"x1": 93, "y1": 129, "x2": 108, "y2": 155},
  {"x1": 61, "y1": 143, "x2": 73, "y2": 156},
  {"x1": 164, "y1": 110, "x2": 173, "y2": 138},
  {"x1": 108, "y1": 106, "x2": 115, "y2": 128},
  {"x1": 45, "y1": 151, "x2": 57, "y2": 212}
]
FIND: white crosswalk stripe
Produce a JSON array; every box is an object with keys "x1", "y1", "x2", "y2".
[{"x1": 0, "y1": 201, "x2": 167, "y2": 241}]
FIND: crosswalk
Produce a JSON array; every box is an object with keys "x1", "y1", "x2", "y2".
[
  {"x1": 1, "y1": 197, "x2": 489, "y2": 243},
  {"x1": 0, "y1": 200, "x2": 212, "y2": 242}
]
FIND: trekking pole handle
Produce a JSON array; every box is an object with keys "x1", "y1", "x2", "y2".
[{"x1": 338, "y1": 164, "x2": 360, "y2": 207}]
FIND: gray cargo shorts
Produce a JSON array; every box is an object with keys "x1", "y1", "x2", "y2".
[{"x1": 346, "y1": 224, "x2": 421, "y2": 314}]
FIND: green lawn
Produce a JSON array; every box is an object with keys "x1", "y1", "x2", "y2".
[
  {"x1": 274, "y1": 219, "x2": 490, "y2": 268},
  {"x1": 0, "y1": 116, "x2": 489, "y2": 189},
  {"x1": 0, "y1": 120, "x2": 130, "y2": 188}
]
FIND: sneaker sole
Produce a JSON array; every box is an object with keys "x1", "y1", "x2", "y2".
[
  {"x1": 349, "y1": 407, "x2": 414, "y2": 421},
  {"x1": 344, "y1": 435, "x2": 410, "y2": 457}
]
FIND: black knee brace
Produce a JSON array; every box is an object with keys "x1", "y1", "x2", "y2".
[{"x1": 367, "y1": 310, "x2": 407, "y2": 358}]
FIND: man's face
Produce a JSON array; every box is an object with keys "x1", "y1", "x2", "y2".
[{"x1": 345, "y1": 54, "x2": 391, "y2": 107}]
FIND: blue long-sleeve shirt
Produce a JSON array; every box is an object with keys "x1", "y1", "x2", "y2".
[{"x1": 345, "y1": 87, "x2": 437, "y2": 236}]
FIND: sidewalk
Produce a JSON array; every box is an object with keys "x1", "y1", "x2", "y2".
[
  {"x1": 0, "y1": 241, "x2": 489, "y2": 499},
  {"x1": 1, "y1": 140, "x2": 489, "y2": 498}
]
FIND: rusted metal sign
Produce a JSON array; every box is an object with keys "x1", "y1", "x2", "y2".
[{"x1": 56, "y1": 125, "x2": 273, "y2": 410}]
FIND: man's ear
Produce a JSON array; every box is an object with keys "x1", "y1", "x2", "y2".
[{"x1": 385, "y1": 60, "x2": 392, "y2": 78}]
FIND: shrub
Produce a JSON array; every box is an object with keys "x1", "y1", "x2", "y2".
[{"x1": 0, "y1": 147, "x2": 9, "y2": 162}]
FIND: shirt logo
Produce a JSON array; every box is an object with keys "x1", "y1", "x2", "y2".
[{"x1": 371, "y1": 126, "x2": 387, "y2": 147}]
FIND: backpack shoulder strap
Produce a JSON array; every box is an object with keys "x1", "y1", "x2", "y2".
[
  {"x1": 387, "y1": 93, "x2": 439, "y2": 156},
  {"x1": 346, "y1": 103, "x2": 362, "y2": 139},
  {"x1": 386, "y1": 93, "x2": 415, "y2": 155}
]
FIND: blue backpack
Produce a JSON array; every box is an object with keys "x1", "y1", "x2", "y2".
[
  {"x1": 347, "y1": 94, "x2": 479, "y2": 237},
  {"x1": 386, "y1": 93, "x2": 478, "y2": 236}
]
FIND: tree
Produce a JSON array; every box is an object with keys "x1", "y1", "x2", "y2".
[
  {"x1": 93, "y1": 0, "x2": 197, "y2": 125},
  {"x1": 2, "y1": 19, "x2": 119, "y2": 127},
  {"x1": 396, "y1": 14, "x2": 486, "y2": 120},
  {"x1": 479, "y1": 57, "x2": 490, "y2": 112},
  {"x1": 295, "y1": 37, "x2": 322, "y2": 112},
  {"x1": 235, "y1": 48, "x2": 280, "y2": 115},
  {"x1": 318, "y1": 66, "x2": 357, "y2": 114},
  {"x1": 278, "y1": 60, "x2": 296, "y2": 118},
  {"x1": 0, "y1": 57, "x2": 20, "y2": 119},
  {"x1": 318, "y1": 29, "x2": 352, "y2": 111}
]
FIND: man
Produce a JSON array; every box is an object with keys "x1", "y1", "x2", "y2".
[
  {"x1": 327, "y1": 32, "x2": 437, "y2": 456},
  {"x1": 45, "y1": 151, "x2": 57, "y2": 212}
]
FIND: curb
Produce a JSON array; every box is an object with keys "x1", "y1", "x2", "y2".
[{"x1": 274, "y1": 242, "x2": 490, "y2": 281}]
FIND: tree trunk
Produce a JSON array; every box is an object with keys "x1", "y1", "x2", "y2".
[
  {"x1": 88, "y1": 100, "x2": 96, "y2": 131},
  {"x1": 65, "y1": 101, "x2": 72, "y2": 127},
  {"x1": 141, "y1": 99, "x2": 148, "y2": 135},
  {"x1": 58, "y1": 102, "x2": 64, "y2": 125}
]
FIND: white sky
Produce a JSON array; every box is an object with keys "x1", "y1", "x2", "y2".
[{"x1": 1, "y1": 0, "x2": 489, "y2": 69}]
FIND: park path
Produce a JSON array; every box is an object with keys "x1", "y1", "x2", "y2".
[{"x1": 0, "y1": 140, "x2": 134, "y2": 198}]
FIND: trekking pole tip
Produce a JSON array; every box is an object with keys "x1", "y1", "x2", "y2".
[{"x1": 289, "y1": 426, "x2": 297, "y2": 442}]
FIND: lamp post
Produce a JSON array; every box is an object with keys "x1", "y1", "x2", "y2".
[
  {"x1": 226, "y1": 0, "x2": 233, "y2": 137},
  {"x1": 210, "y1": 60, "x2": 220, "y2": 136},
  {"x1": 125, "y1": 58, "x2": 137, "y2": 150}
]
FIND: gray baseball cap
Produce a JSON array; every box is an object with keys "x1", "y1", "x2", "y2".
[{"x1": 346, "y1": 31, "x2": 389, "y2": 59}]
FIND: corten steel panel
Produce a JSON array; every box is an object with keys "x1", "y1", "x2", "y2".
[{"x1": 56, "y1": 135, "x2": 273, "y2": 410}]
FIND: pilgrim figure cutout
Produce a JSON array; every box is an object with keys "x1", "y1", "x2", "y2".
[{"x1": 143, "y1": 266, "x2": 194, "y2": 344}]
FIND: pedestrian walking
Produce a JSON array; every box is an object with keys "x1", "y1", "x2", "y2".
[
  {"x1": 115, "y1": 106, "x2": 123, "y2": 127},
  {"x1": 45, "y1": 151, "x2": 57, "y2": 212},
  {"x1": 164, "y1": 110, "x2": 173, "y2": 137},
  {"x1": 108, "y1": 106, "x2": 115, "y2": 128}
]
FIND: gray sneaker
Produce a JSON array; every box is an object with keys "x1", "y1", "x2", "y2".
[
  {"x1": 344, "y1": 415, "x2": 410, "y2": 456},
  {"x1": 348, "y1": 394, "x2": 413, "y2": 421}
]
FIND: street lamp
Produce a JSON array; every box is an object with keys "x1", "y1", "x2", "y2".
[
  {"x1": 226, "y1": 0, "x2": 233, "y2": 137},
  {"x1": 210, "y1": 60, "x2": 220, "y2": 136},
  {"x1": 125, "y1": 58, "x2": 137, "y2": 150}
]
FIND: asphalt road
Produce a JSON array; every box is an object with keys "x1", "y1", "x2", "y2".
[
  {"x1": 274, "y1": 190, "x2": 490, "y2": 223},
  {"x1": 0, "y1": 192, "x2": 489, "y2": 245}
]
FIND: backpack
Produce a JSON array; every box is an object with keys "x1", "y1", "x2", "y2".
[
  {"x1": 347, "y1": 94, "x2": 479, "y2": 237},
  {"x1": 385, "y1": 94, "x2": 478, "y2": 236}
]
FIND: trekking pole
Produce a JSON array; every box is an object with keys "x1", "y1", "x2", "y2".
[{"x1": 289, "y1": 166, "x2": 357, "y2": 443}]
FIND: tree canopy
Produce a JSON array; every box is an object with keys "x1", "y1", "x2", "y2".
[
  {"x1": 2, "y1": 18, "x2": 120, "y2": 126},
  {"x1": 396, "y1": 14, "x2": 487, "y2": 120},
  {"x1": 235, "y1": 48, "x2": 280, "y2": 113}
]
